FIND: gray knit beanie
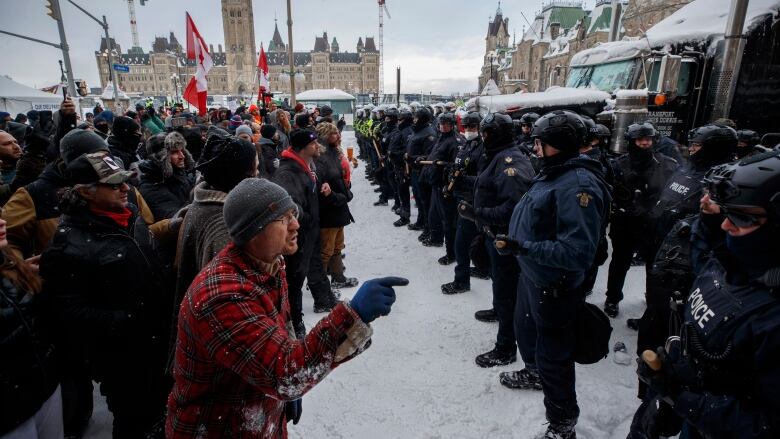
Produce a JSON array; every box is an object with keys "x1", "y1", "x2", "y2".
[
  {"x1": 223, "y1": 178, "x2": 297, "y2": 246},
  {"x1": 59, "y1": 129, "x2": 109, "y2": 164},
  {"x1": 235, "y1": 124, "x2": 253, "y2": 138}
]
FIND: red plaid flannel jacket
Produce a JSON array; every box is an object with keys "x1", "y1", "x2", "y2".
[{"x1": 166, "y1": 243, "x2": 368, "y2": 438}]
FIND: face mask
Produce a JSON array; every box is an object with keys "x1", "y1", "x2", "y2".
[
  {"x1": 464, "y1": 131, "x2": 479, "y2": 141},
  {"x1": 725, "y1": 224, "x2": 778, "y2": 279}
]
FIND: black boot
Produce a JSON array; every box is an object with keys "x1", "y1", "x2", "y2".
[
  {"x1": 626, "y1": 318, "x2": 640, "y2": 331},
  {"x1": 393, "y1": 217, "x2": 410, "y2": 227},
  {"x1": 437, "y1": 254, "x2": 456, "y2": 265},
  {"x1": 331, "y1": 275, "x2": 359, "y2": 289},
  {"x1": 422, "y1": 238, "x2": 443, "y2": 248},
  {"x1": 407, "y1": 223, "x2": 424, "y2": 231},
  {"x1": 470, "y1": 267, "x2": 490, "y2": 279},
  {"x1": 475, "y1": 347, "x2": 516, "y2": 368},
  {"x1": 499, "y1": 368, "x2": 543, "y2": 390},
  {"x1": 474, "y1": 308, "x2": 498, "y2": 322},
  {"x1": 417, "y1": 231, "x2": 430, "y2": 242},
  {"x1": 441, "y1": 281, "x2": 469, "y2": 295},
  {"x1": 539, "y1": 419, "x2": 577, "y2": 439},
  {"x1": 373, "y1": 198, "x2": 388, "y2": 206},
  {"x1": 603, "y1": 300, "x2": 619, "y2": 318},
  {"x1": 293, "y1": 321, "x2": 306, "y2": 340}
]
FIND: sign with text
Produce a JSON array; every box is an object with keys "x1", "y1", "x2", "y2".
[{"x1": 112, "y1": 64, "x2": 130, "y2": 73}]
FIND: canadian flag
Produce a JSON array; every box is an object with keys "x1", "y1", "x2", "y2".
[
  {"x1": 257, "y1": 45, "x2": 270, "y2": 104},
  {"x1": 183, "y1": 12, "x2": 212, "y2": 116}
]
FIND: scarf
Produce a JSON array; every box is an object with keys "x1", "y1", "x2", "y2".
[
  {"x1": 90, "y1": 206, "x2": 133, "y2": 228},
  {"x1": 282, "y1": 148, "x2": 317, "y2": 188}
]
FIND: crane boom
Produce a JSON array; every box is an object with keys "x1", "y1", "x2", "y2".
[{"x1": 127, "y1": 0, "x2": 140, "y2": 48}]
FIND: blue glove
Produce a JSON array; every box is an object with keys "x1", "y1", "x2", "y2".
[
  {"x1": 285, "y1": 399, "x2": 302, "y2": 424},
  {"x1": 349, "y1": 276, "x2": 409, "y2": 323}
]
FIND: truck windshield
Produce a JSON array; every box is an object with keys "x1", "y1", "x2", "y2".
[{"x1": 566, "y1": 60, "x2": 636, "y2": 93}]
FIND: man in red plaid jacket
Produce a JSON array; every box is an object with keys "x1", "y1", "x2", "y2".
[{"x1": 166, "y1": 178, "x2": 407, "y2": 438}]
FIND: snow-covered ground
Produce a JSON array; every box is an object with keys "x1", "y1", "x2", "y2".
[{"x1": 85, "y1": 131, "x2": 647, "y2": 438}]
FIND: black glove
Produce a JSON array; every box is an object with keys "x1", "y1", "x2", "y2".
[
  {"x1": 637, "y1": 341, "x2": 693, "y2": 400},
  {"x1": 285, "y1": 399, "x2": 302, "y2": 425},
  {"x1": 457, "y1": 200, "x2": 476, "y2": 222},
  {"x1": 414, "y1": 156, "x2": 425, "y2": 166},
  {"x1": 627, "y1": 395, "x2": 683, "y2": 439},
  {"x1": 494, "y1": 234, "x2": 522, "y2": 256}
]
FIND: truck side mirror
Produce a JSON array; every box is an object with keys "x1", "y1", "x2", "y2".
[{"x1": 657, "y1": 55, "x2": 682, "y2": 98}]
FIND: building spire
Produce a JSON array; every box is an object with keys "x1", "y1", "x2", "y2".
[{"x1": 496, "y1": 1, "x2": 502, "y2": 17}]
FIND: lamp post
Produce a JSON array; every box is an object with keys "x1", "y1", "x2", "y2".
[{"x1": 285, "y1": 0, "x2": 297, "y2": 106}]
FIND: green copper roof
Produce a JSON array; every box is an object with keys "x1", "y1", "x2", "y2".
[
  {"x1": 548, "y1": 6, "x2": 587, "y2": 30},
  {"x1": 589, "y1": 7, "x2": 612, "y2": 33}
]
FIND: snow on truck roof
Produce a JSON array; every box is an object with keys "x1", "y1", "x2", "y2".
[
  {"x1": 295, "y1": 89, "x2": 355, "y2": 101},
  {"x1": 465, "y1": 87, "x2": 611, "y2": 114},
  {"x1": 571, "y1": 0, "x2": 780, "y2": 67}
]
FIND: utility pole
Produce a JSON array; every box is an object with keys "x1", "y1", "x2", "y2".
[
  {"x1": 286, "y1": 0, "x2": 296, "y2": 106},
  {"x1": 49, "y1": 0, "x2": 78, "y2": 97}
]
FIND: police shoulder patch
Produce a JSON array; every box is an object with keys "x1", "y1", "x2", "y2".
[
  {"x1": 504, "y1": 156, "x2": 513, "y2": 164},
  {"x1": 427, "y1": 136, "x2": 436, "y2": 142},
  {"x1": 504, "y1": 167, "x2": 517, "y2": 177},
  {"x1": 576, "y1": 192, "x2": 593, "y2": 208}
]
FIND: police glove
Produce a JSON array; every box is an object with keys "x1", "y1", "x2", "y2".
[
  {"x1": 285, "y1": 399, "x2": 302, "y2": 425},
  {"x1": 414, "y1": 156, "x2": 425, "y2": 166},
  {"x1": 627, "y1": 395, "x2": 683, "y2": 439},
  {"x1": 636, "y1": 340, "x2": 692, "y2": 402},
  {"x1": 494, "y1": 235, "x2": 523, "y2": 256},
  {"x1": 349, "y1": 277, "x2": 409, "y2": 323},
  {"x1": 456, "y1": 201, "x2": 474, "y2": 222}
]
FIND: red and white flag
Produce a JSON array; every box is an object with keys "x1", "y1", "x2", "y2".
[
  {"x1": 257, "y1": 44, "x2": 270, "y2": 104},
  {"x1": 183, "y1": 12, "x2": 212, "y2": 116}
]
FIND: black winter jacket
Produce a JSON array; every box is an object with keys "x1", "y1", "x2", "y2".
[
  {"x1": 107, "y1": 135, "x2": 141, "y2": 170},
  {"x1": 273, "y1": 156, "x2": 320, "y2": 252},
  {"x1": 40, "y1": 205, "x2": 172, "y2": 381},
  {"x1": 137, "y1": 160, "x2": 195, "y2": 219},
  {"x1": 420, "y1": 130, "x2": 464, "y2": 186},
  {"x1": 315, "y1": 144, "x2": 354, "y2": 228}
]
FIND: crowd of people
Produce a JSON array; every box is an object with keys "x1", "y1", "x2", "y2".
[{"x1": 0, "y1": 94, "x2": 779, "y2": 439}]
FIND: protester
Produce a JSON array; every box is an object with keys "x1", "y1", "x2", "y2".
[
  {"x1": 137, "y1": 131, "x2": 195, "y2": 220},
  {"x1": 107, "y1": 116, "x2": 143, "y2": 170},
  {"x1": 258, "y1": 124, "x2": 280, "y2": 177}
]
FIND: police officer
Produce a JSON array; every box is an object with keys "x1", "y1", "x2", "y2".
[
  {"x1": 497, "y1": 110, "x2": 611, "y2": 439},
  {"x1": 441, "y1": 112, "x2": 486, "y2": 294},
  {"x1": 381, "y1": 107, "x2": 401, "y2": 212},
  {"x1": 636, "y1": 124, "x2": 738, "y2": 393},
  {"x1": 632, "y1": 150, "x2": 780, "y2": 438},
  {"x1": 457, "y1": 112, "x2": 534, "y2": 368},
  {"x1": 406, "y1": 108, "x2": 437, "y2": 237},
  {"x1": 736, "y1": 129, "x2": 761, "y2": 159},
  {"x1": 388, "y1": 108, "x2": 415, "y2": 226},
  {"x1": 604, "y1": 122, "x2": 678, "y2": 318},
  {"x1": 420, "y1": 112, "x2": 464, "y2": 261},
  {"x1": 516, "y1": 112, "x2": 539, "y2": 155},
  {"x1": 372, "y1": 107, "x2": 394, "y2": 206}
]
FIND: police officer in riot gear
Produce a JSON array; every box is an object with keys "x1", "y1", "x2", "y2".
[
  {"x1": 736, "y1": 129, "x2": 761, "y2": 159},
  {"x1": 517, "y1": 112, "x2": 540, "y2": 155},
  {"x1": 631, "y1": 150, "x2": 780, "y2": 439},
  {"x1": 441, "y1": 112, "x2": 486, "y2": 295},
  {"x1": 406, "y1": 108, "x2": 437, "y2": 235},
  {"x1": 420, "y1": 112, "x2": 464, "y2": 262},
  {"x1": 389, "y1": 108, "x2": 415, "y2": 226},
  {"x1": 604, "y1": 121, "x2": 678, "y2": 318},
  {"x1": 457, "y1": 112, "x2": 534, "y2": 368},
  {"x1": 497, "y1": 110, "x2": 611, "y2": 439},
  {"x1": 381, "y1": 108, "x2": 401, "y2": 212}
]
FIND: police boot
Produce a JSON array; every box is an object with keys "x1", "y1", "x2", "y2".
[
  {"x1": 475, "y1": 347, "x2": 516, "y2": 368},
  {"x1": 373, "y1": 198, "x2": 388, "y2": 206},
  {"x1": 437, "y1": 254, "x2": 455, "y2": 265},
  {"x1": 441, "y1": 281, "x2": 469, "y2": 295},
  {"x1": 474, "y1": 308, "x2": 498, "y2": 322},
  {"x1": 470, "y1": 267, "x2": 490, "y2": 280},
  {"x1": 417, "y1": 231, "x2": 431, "y2": 242},
  {"x1": 407, "y1": 223, "x2": 424, "y2": 231},
  {"x1": 331, "y1": 275, "x2": 359, "y2": 289},
  {"x1": 393, "y1": 217, "x2": 410, "y2": 227},
  {"x1": 626, "y1": 318, "x2": 640, "y2": 331},
  {"x1": 499, "y1": 368, "x2": 543, "y2": 390},
  {"x1": 603, "y1": 300, "x2": 619, "y2": 318},
  {"x1": 537, "y1": 419, "x2": 576, "y2": 439},
  {"x1": 422, "y1": 238, "x2": 443, "y2": 248}
]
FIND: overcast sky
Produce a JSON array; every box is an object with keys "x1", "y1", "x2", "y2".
[{"x1": 0, "y1": 0, "x2": 585, "y2": 95}]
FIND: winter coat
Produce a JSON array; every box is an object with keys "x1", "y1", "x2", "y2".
[
  {"x1": 420, "y1": 130, "x2": 464, "y2": 186},
  {"x1": 406, "y1": 123, "x2": 437, "y2": 167},
  {"x1": 452, "y1": 137, "x2": 486, "y2": 203},
  {"x1": 166, "y1": 243, "x2": 372, "y2": 438},
  {"x1": 258, "y1": 138, "x2": 279, "y2": 178},
  {"x1": 0, "y1": 274, "x2": 58, "y2": 435},
  {"x1": 39, "y1": 204, "x2": 173, "y2": 381},
  {"x1": 107, "y1": 135, "x2": 141, "y2": 170},
  {"x1": 137, "y1": 153, "x2": 195, "y2": 220},
  {"x1": 473, "y1": 142, "x2": 535, "y2": 235},
  {"x1": 509, "y1": 155, "x2": 612, "y2": 289},
  {"x1": 143, "y1": 114, "x2": 165, "y2": 135},
  {"x1": 273, "y1": 155, "x2": 319, "y2": 249},
  {"x1": 315, "y1": 143, "x2": 354, "y2": 228}
]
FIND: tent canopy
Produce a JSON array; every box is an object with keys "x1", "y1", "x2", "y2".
[
  {"x1": 296, "y1": 89, "x2": 355, "y2": 101},
  {"x1": 0, "y1": 76, "x2": 63, "y2": 115}
]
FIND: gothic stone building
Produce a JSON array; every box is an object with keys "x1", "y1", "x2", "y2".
[{"x1": 94, "y1": 0, "x2": 379, "y2": 98}]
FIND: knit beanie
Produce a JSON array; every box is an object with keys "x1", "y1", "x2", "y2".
[
  {"x1": 289, "y1": 128, "x2": 317, "y2": 152},
  {"x1": 229, "y1": 115, "x2": 243, "y2": 129},
  {"x1": 196, "y1": 134, "x2": 257, "y2": 193},
  {"x1": 235, "y1": 124, "x2": 253, "y2": 138},
  {"x1": 223, "y1": 178, "x2": 297, "y2": 246},
  {"x1": 112, "y1": 116, "x2": 140, "y2": 140},
  {"x1": 295, "y1": 113, "x2": 311, "y2": 129},
  {"x1": 59, "y1": 128, "x2": 110, "y2": 164},
  {"x1": 294, "y1": 103, "x2": 305, "y2": 113},
  {"x1": 260, "y1": 124, "x2": 277, "y2": 139}
]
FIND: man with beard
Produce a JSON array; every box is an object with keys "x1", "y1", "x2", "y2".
[
  {"x1": 456, "y1": 113, "x2": 534, "y2": 368},
  {"x1": 0, "y1": 130, "x2": 23, "y2": 185},
  {"x1": 108, "y1": 116, "x2": 143, "y2": 170},
  {"x1": 137, "y1": 132, "x2": 196, "y2": 220},
  {"x1": 603, "y1": 122, "x2": 678, "y2": 318}
]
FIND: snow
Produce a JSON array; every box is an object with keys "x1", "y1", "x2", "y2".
[
  {"x1": 100, "y1": 81, "x2": 129, "y2": 100},
  {"x1": 84, "y1": 130, "x2": 648, "y2": 438},
  {"x1": 466, "y1": 87, "x2": 611, "y2": 114},
  {"x1": 296, "y1": 89, "x2": 355, "y2": 101},
  {"x1": 615, "y1": 89, "x2": 648, "y2": 99},
  {"x1": 570, "y1": 39, "x2": 650, "y2": 67},
  {"x1": 480, "y1": 79, "x2": 502, "y2": 96},
  {"x1": 645, "y1": 0, "x2": 780, "y2": 48}
]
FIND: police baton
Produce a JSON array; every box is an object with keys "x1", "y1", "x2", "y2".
[
  {"x1": 417, "y1": 160, "x2": 446, "y2": 166},
  {"x1": 372, "y1": 139, "x2": 385, "y2": 168}
]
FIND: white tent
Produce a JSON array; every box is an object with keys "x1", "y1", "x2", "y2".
[
  {"x1": 100, "y1": 81, "x2": 130, "y2": 100},
  {"x1": 480, "y1": 79, "x2": 501, "y2": 96},
  {"x1": 0, "y1": 76, "x2": 62, "y2": 115}
]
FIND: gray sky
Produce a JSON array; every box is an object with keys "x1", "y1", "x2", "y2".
[{"x1": 0, "y1": 0, "x2": 567, "y2": 95}]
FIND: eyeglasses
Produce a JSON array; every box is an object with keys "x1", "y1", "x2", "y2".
[{"x1": 274, "y1": 209, "x2": 299, "y2": 226}]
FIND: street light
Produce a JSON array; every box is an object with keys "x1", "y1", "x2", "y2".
[{"x1": 170, "y1": 73, "x2": 180, "y2": 103}]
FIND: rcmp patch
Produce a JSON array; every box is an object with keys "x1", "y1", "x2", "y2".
[
  {"x1": 504, "y1": 168, "x2": 516, "y2": 177},
  {"x1": 576, "y1": 192, "x2": 593, "y2": 208}
]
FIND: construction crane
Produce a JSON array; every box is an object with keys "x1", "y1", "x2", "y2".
[
  {"x1": 378, "y1": 0, "x2": 390, "y2": 94},
  {"x1": 127, "y1": 0, "x2": 144, "y2": 49}
]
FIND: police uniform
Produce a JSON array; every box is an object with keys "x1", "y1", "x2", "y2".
[
  {"x1": 380, "y1": 117, "x2": 400, "y2": 207},
  {"x1": 420, "y1": 129, "x2": 464, "y2": 254},
  {"x1": 509, "y1": 154, "x2": 611, "y2": 428},
  {"x1": 388, "y1": 118, "x2": 414, "y2": 221},
  {"x1": 406, "y1": 121, "x2": 437, "y2": 231},
  {"x1": 450, "y1": 136, "x2": 486, "y2": 286}
]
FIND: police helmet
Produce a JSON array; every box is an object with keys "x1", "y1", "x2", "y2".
[
  {"x1": 580, "y1": 115, "x2": 596, "y2": 141},
  {"x1": 737, "y1": 129, "x2": 761, "y2": 147},
  {"x1": 594, "y1": 124, "x2": 611, "y2": 141},
  {"x1": 480, "y1": 112, "x2": 515, "y2": 147},
  {"x1": 688, "y1": 124, "x2": 737, "y2": 166},
  {"x1": 438, "y1": 112, "x2": 457, "y2": 126},
  {"x1": 415, "y1": 107, "x2": 433, "y2": 125},
  {"x1": 461, "y1": 112, "x2": 481, "y2": 128},
  {"x1": 519, "y1": 112, "x2": 540, "y2": 127},
  {"x1": 385, "y1": 107, "x2": 399, "y2": 120},
  {"x1": 399, "y1": 108, "x2": 413, "y2": 122},
  {"x1": 625, "y1": 121, "x2": 657, "y2": 140},
  {"x1": 531, "y1": 110, "x2": 588, "y2": 153},
  {"x1": 705, "y1": 149, "x2": 780, "y2": 222},
  {"x1": 445, "y1": 101, "x2": 457, "y2": 111}
]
